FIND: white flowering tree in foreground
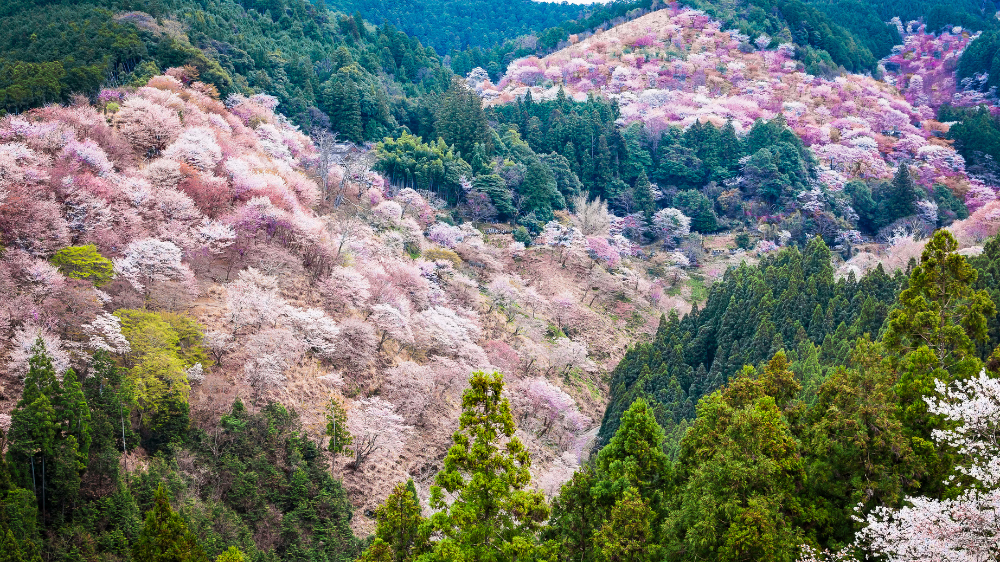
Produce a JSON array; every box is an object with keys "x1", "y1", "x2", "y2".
[{"x1": 803, "y1": 371, "x2": 1000, "y2": 562}]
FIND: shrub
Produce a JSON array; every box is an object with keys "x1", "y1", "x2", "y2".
[
  {"x1": 423, "y1": 247, "x2": 464, "y2": 267},
  {"x1": 513, "y1": 226, "x2": 533, "y2": 246},
  {"x1": 49, "y1": 244, "x2": 114, "y2": 286}
]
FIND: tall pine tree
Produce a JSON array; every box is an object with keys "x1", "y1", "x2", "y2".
[
  {"x1": 427, "y1": 371, "x2": 549, "y2": 562},
  {"x1": 133, "y1": 484, "x2": 208, "y2": 562}
]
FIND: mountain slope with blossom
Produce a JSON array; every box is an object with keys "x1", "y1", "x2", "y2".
[
  {"x1": 489, "y1": 5, "x2": 996, "y2": 212},
  {"x1": 0, "y1": 71, "x2": 682, "y2": 535}
]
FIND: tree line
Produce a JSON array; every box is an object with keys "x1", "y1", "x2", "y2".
[{"x1": 0, "y1": 0, "x2": 452, "y2": 142}]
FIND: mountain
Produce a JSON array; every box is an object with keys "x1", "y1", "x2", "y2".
[
  {"x1": 492, "y1": 6, "x2": 990, "y2": 217},
  {"x1": 0, "y1": 71, "x2": 681, "y2": 547}
]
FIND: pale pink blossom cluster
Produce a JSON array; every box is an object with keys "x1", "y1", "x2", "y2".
[
  {"x1": 62, "y1": 138, "x2": 115, "y2": 176},
  {"x1": 394, "y1": 188, "x2": 437, "y2": 227},
  {"x1": 426, "y1": 222, "x2": 466, "y2": 248},
  {"x1": 81, "y1": 312, "x2": 131, "y2": 355},
  {"x1": 586, "y1": 236, "x2": 621, "y2": 269},
  {"x1": 651, "y1": 207, "x2": 691, "y2": 245},
  {"x1": 347, "y1": 396, "x2": 413, "y2": 468},
  {"x1": 0, "y1": 71, "x2": 323, "y2": 270},
  {"x1": 163, "y1": 127, "x2": 222, "y2": 171},
  {"x1": 509, "y1": 376, "x2": 592, "y2": 446},
  {"x1": 493, "y1": 6, "x2": 978, "y2": 194},
  {"x1": 240, "y1": 328, "x2": 305, "y2": 391},
  {"x1": 224, "y1": 268, "x2": 341, "y2": 367},
  {"x1": 113, "y1": 238, "x2": 193, "y2": 293}
]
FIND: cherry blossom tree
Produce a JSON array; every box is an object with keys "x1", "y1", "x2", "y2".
[
  {"x1": 23, "y1": 257, "x2": 65, "y2": 297},
  {"x1": 384, "y1": 360, "x2": 437, "y2": 425},
  {"x1": 193, "y1": 220, "x2": 237, "y2": 254},
  {"x1": 203, "y1": 330, "x2": 232, "y2": 363},
  {"x1": 347, "y1": 396, "x2": 412, "y2": 470},
  {"x1": 396, "y1": 188, "x2": 436, "y2": 227},
  {"x1": 461, "y1": 191, "x2": 498, "y2": 224},
  {"x1": 185, "y1": 363, "x2": 205, "y2": 383},
  {"x1": 0, "y1": 413, "x2": 11, "y2": 438},
  {"x1": 62, "y1": 139, "x2": 115, "y2": 176},
  {"x1": 587, "y1": 236, "x2": 621, "y2": 269},
  {"x1": 484, "y1": 340, "x2": 521, "y2": 375},
  {"x1": 163, "y1": 127, "x2": 222, "y2": 171},
  {"x1": 548, "y1": 337, "x2": 592, "y2": 376},
  {"x1": 7, "y1": 324, "x2": 71, "y2": 378},
  {"x1": 614, "y1": 213, "x2": 648, "y2": 242},
  {"x1": 284, "y1": 306, "x2": 340, "y2": 360},
  {"x1": 652, "y1": 207, "x2": 691, "y2": 247},
  {"x1": 852, "y1": 371, "x2": 1000, "y2": 562},
  {"x1": 427, "y1": 223, "x2": 466, "y2": 248},
  {"x1": 113, "y1": 238, "x2": 194, "y2": 296},
  {"x1": 81, "y1": 312, "x2": 131, "y2": 354},
  {"x1": 412, "y1": 306, "x2": 481, "y2": 356},
  {"x1": 370, "y1": 302, "x2": 414, "y2": 349},
  {"x1": 541, "y1": 221, "x2": 588, "y2": 266},
  {"x1": 145, "y1": 157, "x2": 183, "y2": 190},
  {"x1": 330, "y1": 318, "x2": 378, "y2": 370},
  {"x1": 509, "y1": 377, "x2": 591, "y2": 447},
  {"x1": 224, "y1": 268, "x2": 284, "y2": 333},
  {"x1": 551, "y1": 292, "x2": 583, "y2": 334},
  {"x1": 320, "y1": 266, "x2": 371, "y2": 312},
  {"x1": 113, "y1": 97, "x2": 182, "y2": 156},
  {"x1": 373, "y1": 201, "x2": 404, "y2": 225},
  {"x1": 486, "y1": 276, "x2": 521, "y2": 318},
  {"x1": 241, "y1": 327, "x2": 305, "y2": 396}
]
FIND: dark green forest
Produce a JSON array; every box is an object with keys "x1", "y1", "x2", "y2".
[
  {"x1": 597, "y1": 236, "x2": 908, "y2": 448},
  {"x1": 1, "y1": 348, "x2": 360, "y2": 562},
  {"x1": 322, "y1": 0, "x2": 584, "y2": 55}
]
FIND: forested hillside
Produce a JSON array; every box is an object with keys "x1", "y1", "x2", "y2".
[
  {"x1": 0, "y1": 70, "x2": 687, "y2": 554},
  {"x1": 0, "y1": 0, "x2": 453, "y2": 141},
  {"x1": 598, "y1": 238, "x2": 908, "y2": 447},
  {"x1": 323, "y1": 0, "x2": 584, "y2": 54},
  {"x1": 3, "y1": 0, "x2": 1000, "y2": 560}
]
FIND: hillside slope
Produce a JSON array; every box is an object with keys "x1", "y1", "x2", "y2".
[
  {"x1": 492, "y1": 6, "x2": 994, "y2": 209},
  {"x1": 0, "y1": 73, "x2": 681, "y2": 536}
]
